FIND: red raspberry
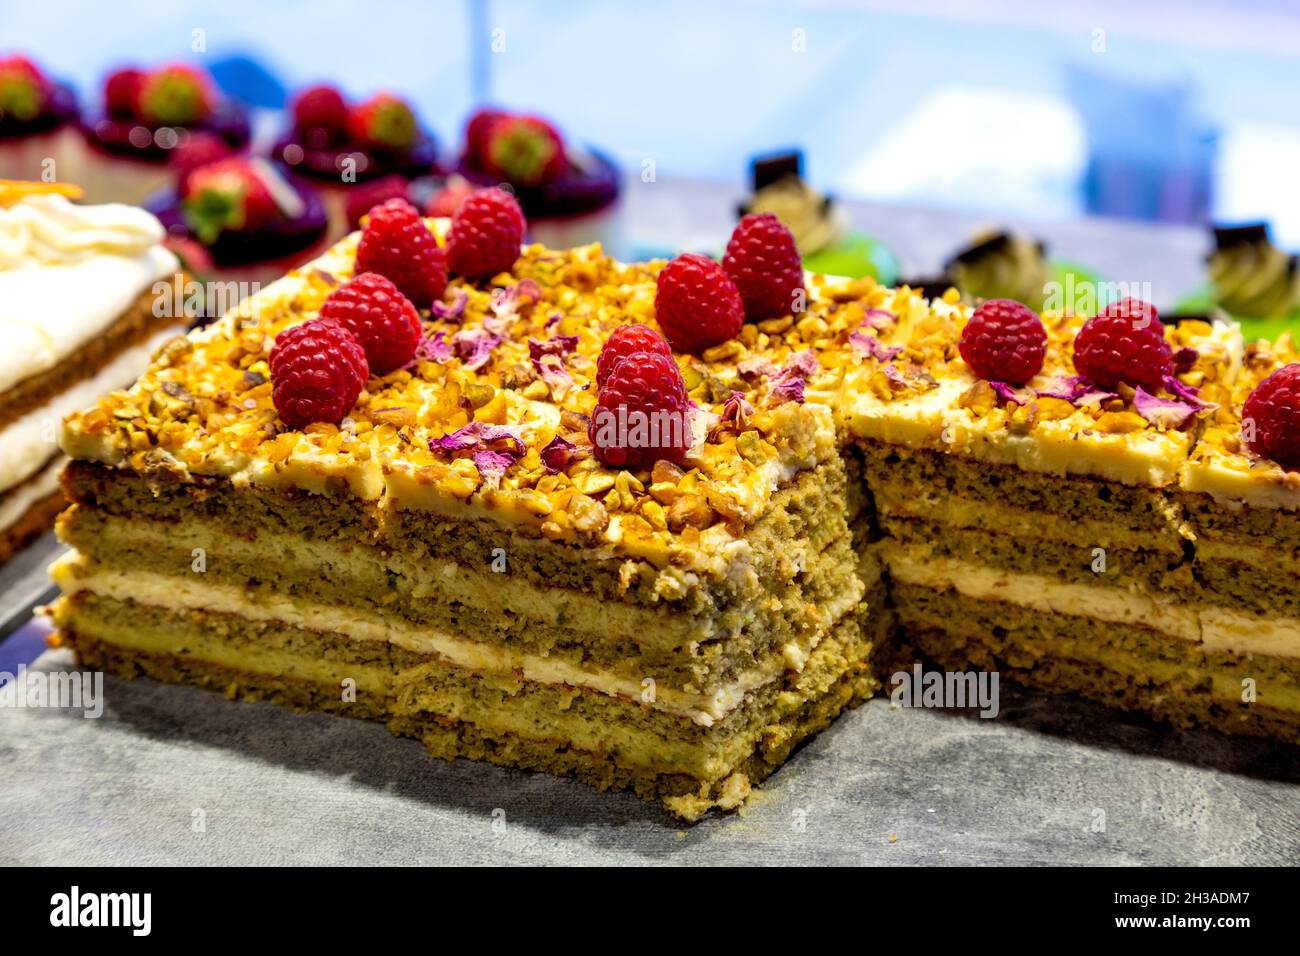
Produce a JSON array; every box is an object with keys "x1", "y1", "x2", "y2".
[
  {"x1": 1243, "y1": 364, "x2": 1300, "y2": 468},
  {"x1": 425, "y1": 174, "x2": 476, "y2": 219},
  {"x1": 589, "y1": 351, "x2": 690, "y2": 469},
  {"x1": 958, "y1": 299, "x2": 1047, "y2": 384},
  {"x1": 446, "y1": 187, "x2": 525, "y2": 279},
  {"x1": 654, "y1": 253, "x2": 744, "y2": 354},
  {"x1": 355, "y1": 197, "x2": 447, "y2": 308},
  {"x1": 597, "y1": 323, "x2": 673, "y2": 387},
  {"x1": 722, "y1": 212, "x2": 806, "y2": 321},
  {"x1": 292, "y1": 84, "x2": 348, "y2": 137},
  {"x1": 345, "y1": 175, "x2": 410, "y2": 230},
  {"x1": 319, "y1": 272, "x2": 422, "y2": 375},
  {"x1": 269, "y1": 320, "x2": 369, "y2": 429},
  {"x1": 1072, "y1": 298, "x2": 1172, "y2": 391},
  {"x1": 103, "y1": 67, "x2": 144, "y2": 119}
]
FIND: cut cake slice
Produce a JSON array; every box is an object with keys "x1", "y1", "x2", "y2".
[{"x1": 51, "y1": 233, "x2": 885, "y2": 820}]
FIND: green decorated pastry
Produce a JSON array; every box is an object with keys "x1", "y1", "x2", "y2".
[
  {"x1": 936, "y1": 231, "x2": 1105, "y2": 314},
  {"x1": 740, "y1": 151, "x2": 899, "y2": 284},
  {"x1": 1177, "y1": 224, "x2": 1300, "y2": 342}
]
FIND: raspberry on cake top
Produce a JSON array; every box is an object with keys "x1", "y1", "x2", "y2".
[
  {"x1": 839, "y1": 291, "x2": 1242, "y2": 487},
  {"x1": 1182, "y1": 332, "x2": 1300, "y2": 508}
]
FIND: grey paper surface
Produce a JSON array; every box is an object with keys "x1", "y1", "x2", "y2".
[
  {"x1": 2, "y1": 647, "x2": 1297, "y2": 866},
  {"x1": 0, "y1": 533, "x2": 64, "y2": 639}
]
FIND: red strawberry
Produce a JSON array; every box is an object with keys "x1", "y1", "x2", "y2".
[
  {"x1": 654, "y1": 253, "x2": 745, "y2": 354},
  {"x1": 136, "y1": 64, "x2": 213, "y2": 126},
  {"x1": 0, "y1": 55, "x2": 49, "y2": 123},
  {"x1": 464, "y1": 108, "x2": 505, "y2": 164},
  {"x1": 180, "y1": 158, "x2": 277, "y2": 243},
  {"x1": 292, "y1": 84, "x2": 348, "y2": 138},
  {"x1": 347, "y1": 93, "x2": 417, "y2": 150},
  {"x1": 482, "y1": 114, "x2": 566, "y2": 188},
  {"x1": 446, "y1": 187, "x2": 525, "y2": 278},
  {"x1": 103, "y1": 67, "x2": 144, "y2": 119}
]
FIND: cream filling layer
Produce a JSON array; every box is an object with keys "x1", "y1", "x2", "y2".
[
  {"x1": 1199, "y1": 609, "x2": 1300, "y2": 659},
  {"x1": 68, "y1": 511, "x2": 861, "y2": 646},
  {"x1": 871, "y1": 479, "x2": 1186, "y2": 551},
  {"x1": 0, "y1": 325, "x2": 183, "y2": 494},
  {"x1": 52, "y1": 554, "x2": 860, "y2": 726},
  {"x1": 883, "y1": 542, "x2": 1300, "y2": 659},
  {"x1": 0, "y1": 455, "x2": 62, "y2": 532}
]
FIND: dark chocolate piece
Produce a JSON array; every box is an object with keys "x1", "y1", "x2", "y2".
[{"x1": 750, "y1": 150, "x2": 803, "y2": 191}]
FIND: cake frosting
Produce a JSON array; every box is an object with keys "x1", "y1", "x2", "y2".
[
  {"x1": 0, "y1": 326, "x2": 180, "y2": 495},
  {"x1": 0, "y1": 193, "x2": 178, "y2": 393}
]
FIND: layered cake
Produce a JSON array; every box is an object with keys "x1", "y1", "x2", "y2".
[
  {"x1": 78, "y1": 63, "x2": 251, "y2": 205},
  {"x1": 0, "y1": 181, "x2": 184, "y2": 563},
  {"x1": 272, "y1": 85, "x2": 438, "y2": 241},
  {"x1": 51, "y1": 193, "x2": 881, "y2": 818},
  {"x1": 0, "y1": 55, "x2": 80, "y2": 183},
  {"x1": 47, "y1": 193, "x2": 1300, "y2": 819},
  {"x1": 836, "y1": 291, "x2": 1300, "y2": 738}
]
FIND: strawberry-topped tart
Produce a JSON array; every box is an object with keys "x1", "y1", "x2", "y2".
[
  {"x1": 433, "y1": 107, "x2": 621, "y2": 253},
  {"x1": 77, "y1": 62, "x2": 251, "y2": 205},
  {"x1": 147, "y1": 144, "x2": 328, "y2": 290},
  {"x1": 0, "y1": 54, "x2": 80, "y2": 182},
  {"x1": 271, "y1": 84, "x2": 439, "y2": 240}
]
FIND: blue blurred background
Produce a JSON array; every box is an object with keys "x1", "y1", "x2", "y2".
[{"x1": 7, "y1": 0, "x2": 1300, "y2": 290}]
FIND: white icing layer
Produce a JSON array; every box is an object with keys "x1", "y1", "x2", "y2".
[
  {"x1": 0, "y1": 194, "x2": 178, "y2": 393},
  {"x1": 1181, "y1": 454, "x2": 1300, "y2": 511},
  {"x1": 0, "y1": 455, "x2": 62, "y2": 533},
  {"x1": 0, "y1": 325, "x2": 183, "y2": 494}
]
